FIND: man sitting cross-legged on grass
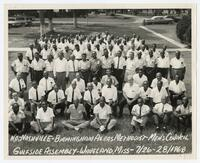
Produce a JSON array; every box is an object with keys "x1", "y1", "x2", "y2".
[
  {"x1": 152, "y1": 97, "x2": 173, "y2": 133},
  {"x1": 30, "y1": 101, "x2": 56, "y2": 134},
  {"x1": 62, "y1": 99, "x2": 89, "y2": 132},
  {"x1": 173, "y1": 97, "x2": 192, "y2": 135},
  {"x1": 9, "y1": 103, "x2": 30, "y2": 135},
  {"x1": 131, "y1": 97, "x2": 150, "y2": 134},
  {"x1": 90, "y1": 96, "x2": 117, "y2": 133}
]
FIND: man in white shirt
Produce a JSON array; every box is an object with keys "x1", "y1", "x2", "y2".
[
  {"x1": 65, "y1": 81, "x2": 82, "y2": 108},
  {"x1": 124, "y1": 51, "x2": 136, "y2": 82},
  {"x1": 101, "y1": 48, "x2": 114, "y2": 76},
  {"x1": 150, "y1": 81, "x2": 168, "y2": 106},
  {"x1": 101, "y1": 78, "x2": 118, "y2": 117},
  {"x1": 73, "y1": 44, "x2": 83, "y2": 60},
  {"x1": 78, "y1": 53, "x2": 91, "y2": 84},
  {"x1": 173, "y1": 97, "x2": 192, "y2": 134},
  {"x1": 144, "y1": 49, "x2": 157, "y2": 84},
  {"x1": 26, "y1": 43, "x2": 37, "y2": 64},
  {"x1": 90, "y1": 51, "x2": 102, "y2": 80},
  {"x1": 40, "y1": 44, "x2": 50, "y2": 60},
  {"x1": 9, "y1": 92, "x2": 25, "y2": 112},
  {"x1": 31, "y1": 52, "x2": 45, "y2": 84},
  {"x1": 9, "y1": 72, "x2": 26, "y2": 98},
  {"x1": 28, "y1": 81, "x2": 45, "y2": 120},
  {"x1": 119, "y1": 76, "x2": 140, "y2": 117},
  {"x1": 170, "y1": 50, "x2": 186, "y2": 80},
  {"x1": 44, "y1": 54, "x2": 54, "y2": 78},
  {"x1": 84, "y1": 83, "x2": 100, "y2": 119},
  {"x1": 152, "y1": 97, "x2": 173, "y2": 132},
  {"x1": 39, "y1": 71, "x2": 55, "y2": 98},
  {"x1": 133, "y1": 68, "x2": 148, "y2": 87},
  {"x1": 156, "y1": 50, "x2": 170, "y2": 79},
  {"x1": 151, "y1": 72, "x2": 169, "y2": 89},
  {"x1": 169, "y1": 74, "x2": 186, "y2": 107},
  {"x1": 135, "y1": 51, "x2": 145, "y2": 72},
  {"x1": 53, "y1": 51, "x2": 68, "y2": 90},
  {"x1": 139, "y1": 81, "x2": 152, "y2": 106},
  {"x1": 72, "y1": 72, "x2": 86, "y2": 95},
  {"x1": 11, "y1": 53, "x2": 30, "y2": 85},
  {"x1": 31, "y1": 101, "x2": 56, "y2": 134},
  {"x1": 47, "y1": 84, "x2": 66, "y2": 116},
  {"x1": 67, "y1": 55, "x2": 79, "y2": 83},
  {"x1": 9, "y1": 103, "x2": 29, "y2": 135},
  {"x1": 62, "y1": 99, "x2": 89, "y2": 132},
  {"x1": 90, "y1": 96, "x2": 117, "y2": 133},
  {"x1": 131, "y1": 98, "x2": 150, "y2": 134},
  {"x1": 92, "y1": 76, "x2": 102, "y2": 95},
  {"x1": 113, "y1": 50, "x2": 126, "y2": 90}
]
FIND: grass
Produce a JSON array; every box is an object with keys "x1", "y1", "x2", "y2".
[{"x1": 8, "y1": 14, "x2": 192, "y2": 156}]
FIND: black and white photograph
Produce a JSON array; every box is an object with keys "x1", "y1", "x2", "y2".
[{"x1": 5, "y1": 4, "x2": 196, "y2": 158}]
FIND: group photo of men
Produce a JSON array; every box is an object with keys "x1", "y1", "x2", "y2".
[
  {"x1": 7, "y1": 8, "x2": 193, "y2": 156},
  {"x1": 8, "y1": 31, "x2": 192, "y2": 135}
]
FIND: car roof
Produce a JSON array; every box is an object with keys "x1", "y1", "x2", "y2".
[{"x1": 151, "y1": 16, "x2": 164, "y2": 19}]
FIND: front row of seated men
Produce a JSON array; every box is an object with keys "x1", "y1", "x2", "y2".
[{"x1": 9, "y1": 93, "x2": 191, "y2": 135}]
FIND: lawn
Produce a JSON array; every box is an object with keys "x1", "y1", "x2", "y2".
[{"x1": 7, "y1": 14, "x2": 192, "y2": 156}]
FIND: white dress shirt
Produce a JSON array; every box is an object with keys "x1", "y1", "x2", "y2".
[
  {"x1": 93, "y1": 103, "x2": 112, "y2": 120},
  {"x1": 151, "y1": 78, "x2": 169, "y2": 89},
  {"x1": 67, "y1": 60, "x2": 79, "y2": 72},
  {"x1": 9, "y1": 98, "x2": 25, "y2": 112},
  {"x1": 40, "y1": 49, "x2": 50, "y2": 60},
  {"x1": 139, "y1": 87, "x2": 152, "y2": 100},
  {"x1": 156, "y1": 57, "x2": 170, "y2": 68},
  {"x1": 169, "y1": 80, "x2": 186, "y2": 94},
  {"x1": 47, "y1": 89, "x2": 65, "y2": 105},
  {"x1": 36, "y1": 107, "x2": 55, "y2": 122},
  {"x1": 150, "y1": 87, "x2": 168, "y2": 103},
  {"x1": 39, "y1": 77, "x2": 55, "y2": 92},
  {"x1": 113, "y1": 57, "x2": 126, "y2": 69},
  {"x1": 31, "y1": 59, "x2": 45, "y2": 71},
  {"x1": 72, "y1": 78, "x2": 86, "y2": 93},
  {"x1": 28, "y1": 86, "x2": 45, "y2": 101},
  {"x1": 65, "y1": 86, "x2": 82, "y2": 102},
  {"x1": 84, "y1": 89, "x2": 100, "y2": 104},
  {"x1": 170, "y1": 57, "x2": 185, "y2": 69},
  {"x1": 26, "y1": 48, "x2": 37, "y2": 61},
  {"x1": 9, "y1": 78, "x2": 26, "y2": 92},
  {"x1": 133, "y1": 74, "x2": 148, "y2": 87},
  {"x1": 153, "y1": 103, "x2": 173, "y2": 115},
  {"x1": 11, "y1": 59, "x2": 30, "y2": 73},
  {"x1": 45, "y1": 60, "x2": 54, "y2": 72},
  {"x1": 101, "y1": 85, "x2": 118, "y2": 103},
  {"x1": 53, "y1": 58, "x2": 68, "y2": 76},
  {"x1": 123, "y1": 83, "x2": 140, "y2": 99}
]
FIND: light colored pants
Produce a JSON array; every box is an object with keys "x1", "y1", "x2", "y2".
[
  {"x1": 62, "y1": 119, "x2": 89, "y2": 129},
  {"x1": 30, "y1": 121, "x2": 56, "y2": 133},
  {"x1": 131, "y1": 116, "x2": 148, "y2": 127},
  {"x1": 90, "y1": 118, "x2": 117, "y2": 130}
]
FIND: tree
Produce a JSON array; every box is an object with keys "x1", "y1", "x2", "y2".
[
  {"x1": 38, "y1": 10, "x2": 45, "y2": 37},
  {"x1": 72, "y1": 10, "x2": 77, "y2": 28},
  {"x1": 45, "y1": 10, "x2": 55, "y2": 32}
]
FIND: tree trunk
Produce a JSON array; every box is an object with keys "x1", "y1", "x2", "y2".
[
  {"x1": 48, "y1": 17, "x2": 53, "y2": 32},
  {"x1": 73, "y1": 10, "x2": 77, "y2": 28},
  {"x1": 39, "y1": 10, "x2": 45, "y2": 37}
]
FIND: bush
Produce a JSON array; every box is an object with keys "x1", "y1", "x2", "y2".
[{"x1": 176, "y1": 15, "x2": 191, "y2": 45}]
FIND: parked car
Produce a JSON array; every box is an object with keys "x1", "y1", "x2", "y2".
[
  {"x1": 143, "y1": 16, "x2": 174, "y2": 25},
  {"x1": 8, "y1": 16, "x2": 32, "y2": 28},
  {"x1": 164, "y1": 15, "x2": 182, "y2": 22}
]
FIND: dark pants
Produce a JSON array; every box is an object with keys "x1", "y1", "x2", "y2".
[
  {"x1": 21, "y1": 72, "x2": 29, "y2": 86},
  {"x1": 119, "y1": 96, "x2": 138, "y2": 116},
  {"x1": 33, "y1": 70, "x2": 43, "y2": 84},
  {"x1": 157, "y1": 68, "x2": 169, "y2": 79},
  {"x1": 9, "y1": 122, "x2": 30, "y2": 135},
  {"x1": 30, "y1": 68, "x2": 34, "y2": 81},
  {"x1": 84, "y1": 103, "x2": 94, "y2": 119},
  {"x1": 56, "y1": 72, "x2": 67, "y2": 90},
  {"x1": 152, "y1": 113, "x2": 172, "y2": 127},
  {"x1": 145, "y1": 67, "x2": 156, "y2": 85},
  {"x1": 114, "y1": 69, "x2": 124, "y2": 91},
  {"x1": 174, "y1": 115, "x2": 191, "y2": 133},
  {"x1": 170, "y1": 93, "x2": 183, "y2": 108},
  {"x1": 80, "y1": 70, "x2": 90, "y2": 84}
]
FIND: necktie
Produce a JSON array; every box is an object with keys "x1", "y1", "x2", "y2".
[
  {"x1": 90, "y1": 91, "x2": 93, "y2": 104},
  {"x1": 73, "y1": 61, "x2": 75, "y2": 72},
  {"x1": 139, "y1": 106, "x2": 142, "y2": 116},
  {"x1": 31, "y1": 49, "x2": 34, "y2": 60},
  {"x1": 72, "y1": 88, "x2": 74, "y2": 103},
  {"x1": 162, "y1": 104, "x2": 164, "y2": 113},
  {"x1": 56, "y1": 92, "x2": 58, "y2": 103},
  {"x1": 117, "y1": 57, "x2": 120, "y2": 69},
  {"x1": 18, "y1": 79, "x2": 22, "y2": 91},
  {"x1": 36, "y1": 88, "x2": 39, "y2": 102}
]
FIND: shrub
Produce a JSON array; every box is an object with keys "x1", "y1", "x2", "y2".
[{"x1": 176, "y1": 15, "x2": 191, "y2": 45}]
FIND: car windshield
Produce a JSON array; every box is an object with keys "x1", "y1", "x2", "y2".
[
  {"x1": 9, "y1": 18, "x2": 15, "y2": 21},
  {"x1": 16, "y1": 17, "x2": 25, "y2": 20}
]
